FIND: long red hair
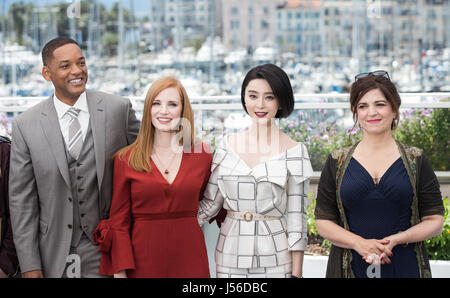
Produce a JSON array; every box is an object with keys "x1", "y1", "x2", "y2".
[{"x1": 117, "y1": 76, "x2": 195, "y2": 172}]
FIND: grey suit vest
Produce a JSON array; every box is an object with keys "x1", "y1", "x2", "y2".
[{"x1": 65, "y1": 123, "x2": 100, "y2": 247}]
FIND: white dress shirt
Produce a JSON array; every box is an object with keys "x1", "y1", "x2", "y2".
[{"x1": 53, "y1": 92, "x2": 90, "y2": 149}]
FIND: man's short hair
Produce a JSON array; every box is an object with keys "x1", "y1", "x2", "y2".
[{"x1": 42, "y1": 37, "x2": 80, "y2": 66}]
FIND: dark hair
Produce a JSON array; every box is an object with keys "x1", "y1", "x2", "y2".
[
  {"x1": 241, "y1": 64, "x2": 294, "y2": 118},
  {"x1": 42, "y1": 37, "x2": 80, "y2": 66},
  {"x1": 349, "y1": 75, "x2": 401, "y2": 130}
]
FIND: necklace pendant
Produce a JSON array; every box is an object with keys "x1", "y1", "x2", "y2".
[{"x1": 164, "y1": 169, "x2": 169, "y2": 175}]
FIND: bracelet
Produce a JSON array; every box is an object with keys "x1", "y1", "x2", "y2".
[{"x1": 290, "y1": 275, "x2": 303, "y2": 278}]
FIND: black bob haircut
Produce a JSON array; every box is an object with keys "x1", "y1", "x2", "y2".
[
  {"x1": 42, "y1": 37, "x2": 80, "y2": 66},
  {"x1": 241, "y1": 63, "x2": 294, "y2": 118}
]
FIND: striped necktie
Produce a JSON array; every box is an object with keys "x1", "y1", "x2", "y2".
[{"x1": 67, "y1": 107, "x2": 83, "y2": 160}]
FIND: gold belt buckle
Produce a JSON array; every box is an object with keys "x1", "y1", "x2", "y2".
[{"x1": 243, "y1": 211, "x2": 253, "y2": 222}]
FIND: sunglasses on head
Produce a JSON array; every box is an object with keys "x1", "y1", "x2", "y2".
[{"x1": 355, "y1": 70, "x2": 390, "y2": 81}]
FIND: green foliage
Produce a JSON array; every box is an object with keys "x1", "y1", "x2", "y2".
[
  {"x1": 102, "y1": 33, "x2": 119, "y2": 56},
  {"x1": 306, "y1": 193, "x2": 318, "y2": 236},
  {"x1": 425, "y1": 197, "x2": 450, "y2": 260},
  {"x1": 2, "y1": 1, "x2": 134, "y2": 57},
  {"x1": 306, "y1": 194, "x2": 331, "y2": 251},
  {"x1": 10, "y1": 2, "x2": 27, "y2": 45},
  {"x1": 394, "y1": 106, "x2": 449, "y2": 171}
]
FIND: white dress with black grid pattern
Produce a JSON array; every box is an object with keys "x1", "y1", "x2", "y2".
[{"x1": 198, "y1": 136, "x2": 313, "y2": 278}]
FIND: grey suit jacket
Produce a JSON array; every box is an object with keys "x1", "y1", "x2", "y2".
[{"x1": 8, "y1": 90, "x2": 140, "y2": 277}]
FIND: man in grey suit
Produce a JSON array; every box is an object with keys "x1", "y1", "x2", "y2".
[{"x1": 9, "y1": 37, "x2": 140, "y2": 278}]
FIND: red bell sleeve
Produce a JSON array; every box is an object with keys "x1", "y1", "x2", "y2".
[{"x1": 93, "y1": 154, "x2": 135, "y2": 275}]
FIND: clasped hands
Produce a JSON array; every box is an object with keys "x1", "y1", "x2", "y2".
[{"x1": 354, "y1": 235, "x2": 399, "y2": 265}]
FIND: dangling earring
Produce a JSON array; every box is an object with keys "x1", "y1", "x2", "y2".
[{"x1": 391, "y1": 114, "x2": 397, "y2": 130}]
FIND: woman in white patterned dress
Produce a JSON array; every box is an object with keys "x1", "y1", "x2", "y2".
[{"x1": 198, "y1": 64, "x2": 313, "y2": 278}]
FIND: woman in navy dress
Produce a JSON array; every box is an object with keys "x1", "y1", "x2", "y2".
[
  {"x1": 342, "y1": 154, "x2": 419, "y2": 277},
  {"x1": 314, "y1": 71, "x2": 445, "y2": 278}
]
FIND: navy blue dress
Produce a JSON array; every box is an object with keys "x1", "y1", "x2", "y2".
[{"x1": 340, "y1": 157, "x2": 419, "y2": 278}]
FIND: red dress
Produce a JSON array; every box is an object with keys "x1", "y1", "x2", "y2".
[{"x1": 93, "y1": 143, "x2": 212, "y2": 277}]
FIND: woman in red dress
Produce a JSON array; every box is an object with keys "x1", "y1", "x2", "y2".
[{"x1": 93, "y1": 76, "x2": 211, "y2": 278}]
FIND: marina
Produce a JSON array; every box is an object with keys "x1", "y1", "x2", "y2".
[
  {"x1": 0, "y1": 0, "x2": 449, "y2": 99},
  {"x1": 0, "y1": 0, "x2": 449, "y2": 280}
]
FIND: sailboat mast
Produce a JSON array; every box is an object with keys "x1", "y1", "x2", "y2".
[
  {"x1": 209, "y1": 0, "x2": 215, "y2": 83},
  {"x1": 118, "y1": 0, "x2": 124, "y2": 72}
]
